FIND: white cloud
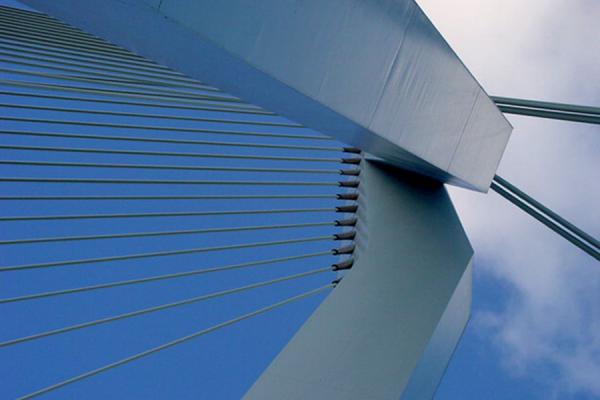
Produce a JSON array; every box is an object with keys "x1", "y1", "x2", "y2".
[{"x1": 417, "y1": 0, "x2": 600, "y2": 397}]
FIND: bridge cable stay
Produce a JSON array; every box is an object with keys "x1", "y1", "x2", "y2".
[
  {"x1": 491, "y1": 176, "x2": 600, "y2": 260},
  {"x1": 0, "y1": 5, "x2": 359, "y2": 398}
]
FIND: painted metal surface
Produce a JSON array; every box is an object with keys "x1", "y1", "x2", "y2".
[
  {"x1": 22, "y1": 0, "x2": 511, "y2": 191},
  {"x1": 244, "y1": 160, "x2": 473, "y2": 399}
]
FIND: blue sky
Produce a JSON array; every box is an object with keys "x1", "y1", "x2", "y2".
[
  {"x1": 419, "y1": 1, "x2": 600, "y2": 398},
  {"x1": 1, "y1": 0, "x2": 599, "y2": 399}
]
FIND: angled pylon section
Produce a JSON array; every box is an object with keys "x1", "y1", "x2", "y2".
[
  {"x1": 22, "y1": 0, "x2": 512, "y2": 191},
  {"x1": 245, "y1": 160, "x2": 473, "y2": 399}
]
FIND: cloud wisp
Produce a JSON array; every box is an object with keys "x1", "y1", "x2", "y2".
[{"x1": 417, "y1": 0, "x2": 600, "y2": 397}]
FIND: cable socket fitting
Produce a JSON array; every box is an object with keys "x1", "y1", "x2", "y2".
[
  {"x1": 332, "y1": 258, "x2": 354, "y2": 271},
  {"x1": 332, "y1": 244, "x2": 355, "y2": 255},
  {"x1": 334, "y1": 218, "x2": 357, "y2": 227},
  {"x1": 334, "y1": 231, "x2": 356, "y2": 241},
  {"x1": 336, "y1": 204, "x2": 358, "y2": 213},
  {"x1": 336, "y1": 193, "x2": 358, "y2": 201}
]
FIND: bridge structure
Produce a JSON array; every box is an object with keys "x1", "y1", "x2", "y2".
[{"x1": 0, "y1": 2, "x2": 598, "y2": 399}]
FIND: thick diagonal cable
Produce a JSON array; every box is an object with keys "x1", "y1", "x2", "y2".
[
  {"x1": 0, "y1": 67, "x2": 242, "y2": 102},
  {"x1": 0, "y1": 90, "x2": 273, "y2": 115},
  {"x1": 14, "y1": 284, "x2": 332, "y2": 400},
  {"x1": 0, "y1": 160, "x2": 344, "y2": 174},
  {"x1": 493, "y1": 175, "x2": 600, "y2": 250},
  {"x1": 0, "y1": 130, "x2": 340, "y2": 151},
  {"x1": 0, "y1": 103, "x2": 303, "y2": 128},
  {"x1": 0, "y1": 78, "x2": 274, "y2": 113},
  {"x1": 0, "y1": 144, "x2": 349, "y2": 163},
  {"x1": 0, "y1": 250, "x2": 334, "y2": 304},
  {"x1": 0, "y1": 221, "x2": 336, "y2": 246},
  {"x1": 490, "y1": 181, "x2": 600, "y2": 260},
  {"x1": 497, "y1": 105, "x2": 600, "y2": 125},
  {"x1": 0, "y1": 235, "x2": 335, "y2": 272},
  {"x1": 492, "y1": 96, "x2": 600, "y2": 125},
  {"x1": 0, "y1": 117, "x2": 331, "y2": 140},
  {"x1": 0, "y1": 269, "x2": 332, "y2": 350}
]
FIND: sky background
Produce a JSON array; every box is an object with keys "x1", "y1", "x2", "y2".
[
  {"x1": 416, "y1": 1, "x2": 600, "y2": 398},
  {"x1": 1, "y1": 0, "x2": 599, "y2": 399}
]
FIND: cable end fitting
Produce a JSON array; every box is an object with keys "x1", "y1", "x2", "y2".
[
  {"x1": 332, "y1": 258, "x2": 354, "y2": 271},
  {"x1": 334, "y1": 218, "x2": 357, "y2": 227},
  {"x1": 334, "y1": 231, "x2": 356, "y2": 241},
  {"x1": 341, "y1": 158, "x2": 361, "y2": 165},
  {"x1": 332, "y1": 244, "x2": 355, "y2": 255},
  {"x1": 340, "y1": 169, "x2": 361, "y2": 176},
  {"x1": 338, "y1": 180, "x2": 359, "y2": 188},
  {"x1": 336, "y1": 204, "x2": 358, "y2": 213},
  {"x1": 336, "y1": 193, "x2": 358, "y2": 201}
]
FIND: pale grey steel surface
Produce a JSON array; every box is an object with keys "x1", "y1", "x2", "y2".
[
  {"x1": 245, "y1": 160, "x2": 473, "y2": 399},
  {"x1": 22, "y1": 0, "x2": 512, "y2": 192}
]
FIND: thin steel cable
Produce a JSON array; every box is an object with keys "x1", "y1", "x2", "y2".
[
  {"x1": 0, "y1": 5, "x2": 86, "y2": 25},
  {"x1": 0, "y1": 117, "x2": 331, "y2": 140},
  {"x1": 0, "y1": 221, "x2": 334, "y2": 245},
  {"x1": 0, "y1": 67, "x2": 241, "y2": 102},
  {"x1": 0, "y1": 19, "x2": 169, "y2": 56},
  {"x1": 0, "y1": 28, "x2": 164, "y2": 62},
  {"x1": 0, "y1": 10, "x2": 131, "y2": 44},
  {"x1": 14, "y1": 285, "x2": 332, "y2": 400},
  {"x1": 0, "y1": 17, "x2": 172, "y2": 59},
  {"x1": 0, "y1": 144, "x2": 344, "y2": 162},
  {"x1": 0, "y1": 160, "x2": 342, "y2": 174},
  {"x1": 0, "y1": 177, "x2": 345, "y2": 186},
  {"x1": 0, "y1": 207, "x2": 340, "y2": 222},
  {"x1": 0, "y1": 235, "x2": 334, "y2": 272},
  {"x1": 0, "y1": 130, "x2": 339, "y2": 151},
  {"x1": 0, "y1": 44, "x2": 201, "y2": 85},
  {"x1": 0, "y1": 79, "x2": 274, "y2": 113},
  {"x1": 0, "y1": 55, "x2": 221, "y2": 92},
  {"x1": 0, "y1": 59, "x2": 218, "y2": 96},
  {"x1": 0, "y1": 48, "x2": 213, "y2": 92},
  {"x1": 0, "y1": 37, "x2": 187, "y2": 77},
  {"x1": 0, "y1": 103, "x2": 303, "y2": 128},
  {"x1": 0, "y1": 194, "x2": 340, "y2": 201},
  {"x1": 0, "y1": 16, "x2": 151, "y2": 56},
  {"x1": 0, "y1": 251, "x2": 333, "y2": 303},
  {"x1": 0, "y1": 270, "x2": 332, "y2": 348},
  {"x1": 493, "y1": 176, "x2": 600, "y2": 250},
  {"x1": 0, "y1": 39, "x2": 197, "y2": 83},
  {"x1": 0, "y1": 38, "x2": 195, "y2": 78},
  {"x1": 0, "y1": 90, "x2": 274, "y2": 115},
  {"x1": 490, "y1": 182, "x2": 600, "y2": 260},
  {"x1": 0, "y1": 7, "x2": 148, "y2": 48}
]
